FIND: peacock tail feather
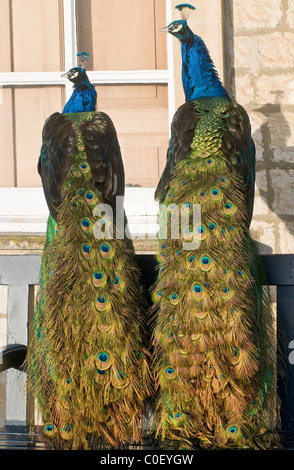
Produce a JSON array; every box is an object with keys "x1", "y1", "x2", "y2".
[
  {"x1": 27, "y1": 111, "x2": 153, "y2": 450},
  {"x1": 150, "y1": 97, "x2": 278, "y2": 450}
]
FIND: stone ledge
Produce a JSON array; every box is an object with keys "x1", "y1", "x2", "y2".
[{"x1": 0, "y1": 235, "x2": 157, "y2": 255}]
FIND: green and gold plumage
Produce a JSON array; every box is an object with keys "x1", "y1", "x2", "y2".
[
  {"x1": 27, "y1": 69, "x2": 152, "y2": 450},
  {"x1": 150, "y1": 9, "x2": 279, "y2": 450},
  {"x1": 151, "y1": 98, "x2": 276, "y2": 449}
]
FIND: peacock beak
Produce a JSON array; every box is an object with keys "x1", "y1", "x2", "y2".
[
  {"x1": 60, "y1": 71, "x2": 72, "y2": 79},
  {"x1": 159, "y1": 25, "x2": 172, "y2": 33}
]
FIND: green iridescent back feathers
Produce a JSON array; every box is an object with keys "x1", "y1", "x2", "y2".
[{"x1": 27, "y1": 110, "x2": 153, "y2": 449}]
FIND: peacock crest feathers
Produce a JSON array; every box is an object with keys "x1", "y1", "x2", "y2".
[
  {"x1": 77, "y1": 51, "x2": 90, "y2": 68},
  {"x1": 175, "y1": 3, "x2": 196, "y2": 21}
]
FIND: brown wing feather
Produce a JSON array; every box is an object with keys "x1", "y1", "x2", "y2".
[
  {"x1": 38, "y1": 112, "x2": 77, "y2": 221},
  {"x1": 155, "y1": 101, "x2": 199, "y2": 202},
  {"x1": 38, "y1": 111, "x2": 125, "y2": 221},
  {"x1": 221, "y1": 102, "x2": 256, "y2": 226},
  {"x1": 79, "y1": 112, "x2": 125, "y2": 205}
]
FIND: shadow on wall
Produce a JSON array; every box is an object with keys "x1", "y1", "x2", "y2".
[
  {"x1": 252, "y1": 92, "x2": 294, "y2": 254},
  {"x1": 252, "y1": 90, "x2": 294, "y2": 253},
  {"x1": 253, "y1": 91, "x2": 294, "y2": 204},
  {"x1": 223, "y1": 0, "x2": 294, "y2": 254}
]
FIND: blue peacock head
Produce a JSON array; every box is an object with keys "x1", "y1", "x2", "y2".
[
  {"x1": 61, "y1": 67, "x2": 87, "y2": 83},
  {"x1": 160, "y1": 3, "x2": 195, "y2": 41},
  {"x1": 61, "y1": 52, "x2": 90, "y2": 84}
]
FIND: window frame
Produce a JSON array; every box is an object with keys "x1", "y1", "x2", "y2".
[
  {"x1": 0, "y1": 0, "x2": 175, "y2": 118},
  {"x1": 0, "y1": 0, "x2": 175, "y2": 238}
]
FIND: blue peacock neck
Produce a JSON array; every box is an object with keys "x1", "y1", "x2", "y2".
[
  {"x1": 180, "y1": 32, "x2": 229, "y2": 102},
  {"x1": 63, "y1": 81, "x2": 97, "y2": 113}
]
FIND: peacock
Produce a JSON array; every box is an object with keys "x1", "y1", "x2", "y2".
[
  {"x1": 26, "y1": 57, "x2": 152, "y2": 450},
  {"x1": 150, "y1": 4, "x2": 278, "y2": 450}
]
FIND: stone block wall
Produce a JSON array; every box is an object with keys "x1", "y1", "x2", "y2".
[{"x1": 224, "y1": 0, "x2": 294, "y2": 254}]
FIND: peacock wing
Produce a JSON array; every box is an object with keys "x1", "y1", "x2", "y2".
[
  {"x1": 79, "y1": 111, "x2": 125, "y2": 206},
  {"x1": 155, "y1": 101, "x2": 198, "y2": 203},
  {"x1": 221, "y1": 102, "x2": 256, "y2": 227},
  {"x1": 38, "y1": 112, "x2": 77, "y2": 221}
]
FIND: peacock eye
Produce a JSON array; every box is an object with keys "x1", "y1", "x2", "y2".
[{"x1": 172, "y1": 23, "x2": 184, "y2": 33}]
